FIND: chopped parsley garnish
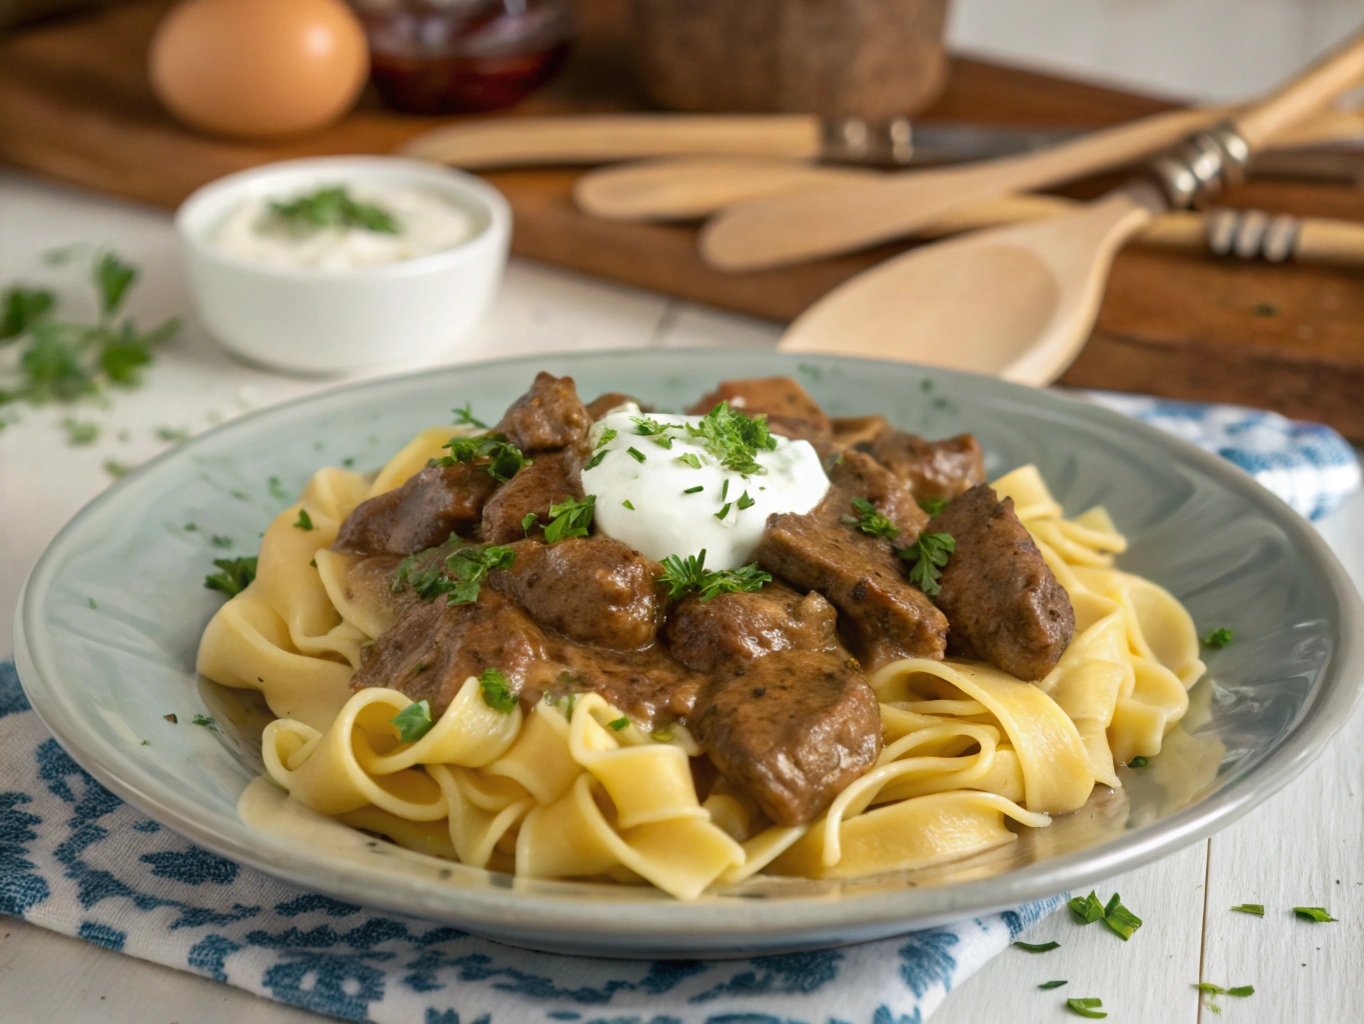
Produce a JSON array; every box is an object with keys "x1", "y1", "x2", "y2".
[
  {"x1": 683, "y1": 485, "x2": 704, "y2": 495},
  {"x1": 1068, "y1": 891, "x2": 1106, "y2": 925},
  {"x1": 452, "y1": 401, "x2": 487, "y2": 428},
  {"x1": 737, "y1": 491, "x2": 755, "y2": 510},
  {"x1": 1039, "y1": 980, "x2": 1068, "y2": 990},
  {"x1": 632, "y1": 415, "x2": 679, "y2": 448},
  {"x1": 191, "y1": 713, "x2": 220, "y2": 731},
  {"x1": 675, "y1": 452, "x2": 703, "y2": 470},
  {"x1": 267, "y1": 186, "x2": 400, "y2": 235},
  {"x1": 87, "y1": 597, "x2": 97, "y2": 609},
  {"x1": 437, "y1": 433, "x2": 531, "y2": 482},
  {"x1": 1195, "y1": 982, "x2": 1254, "y2": 998},
  {"x1": 595, "y1": 426, "x2": 618, "y2": 449},
  {"x1": 1013, "y1": 940, "x2": 1060, "y2": 953},
  {"x1": 155, "y1": 425, "x2": 189, "y2": 443},
  {"x1": 478, "y1": 668, "x2": 517, "y2": 713},
  {"x1": 1127, "y1": 756, "x2": 1149, "y2": 768},
  {"x1": 1230, "y1": 903, "x2": 1264, "y2": 916},
  {"x1": 1202, "y1": 627, "x2": 1234, "y2": 648},
  {"x1": 844, "y1": 497, "x2": 899, "y2": 540},
  {"x1": 1293, "y1": 906, "x2": 1336, "y2": 923},
  {"x1": 626, "y1": 446, "x2": 646, "y2": 463},
  {"x1": 293, "y1": 508, "x2": 314, "y2": 531},
  {"x1": 210, "y1": 534, "x2": 233, "y2": 549},
  {"x1": 622, "y1": 499, "x2": 635, "y2": 510},
  {"x1": 267, "y1": 475, "x2": 288, "y2": 501},
  {"x1": 1064, "y1": 997, "x2": 1106, "y2": 1019},
  {"x1": 103, "y1": 459, "x2": 132, "y2": 478},
  {"x1": 521, "y1": 512, "x2": 538, "y2": 535},
  {"x1": 898, "y1": 531, "x2": 955, "y2": 596},
  {"x1": 584, "y1": 449, "x2": 608, "y2": 471},
  {"x1": 608, "y1": 716, "x2": 630, "y2": 731},
  {"x1": 0, "y1": 251, "x2": 179, "y2": 411},
  {"x1": 918, "y1": 496, "x2": 948, "y2": 516},
  {"x1": 685, "y1": 402, "x2": 777, "y2": 475},
  {"x1": 62, "y1": 418, "x2": 99, "y2": 445},
  {"x1": 391, "y1": 699, "x2": 434, "y2": 743},
  {"x1": 658, "y1": 549, "x2": 771, "y2": 602},
  {"x1": 543, "y1": 495, "x2": 595, "y2": 543},
  {"x1": 720, "y1": 478, "x2": 730, "y2": 502},
  {"x1": 714, "y1": 502, "x2": 731, "y2": 520},
  {"x1": 393, "y1": 544, "x2": 516, "y2": 605},
  {"x1": 204, "y1": 556, "x2": 258, "y2": 598},
  {"x1": 1067, "y1": 891, "x2": 1141, "y2": 940}
]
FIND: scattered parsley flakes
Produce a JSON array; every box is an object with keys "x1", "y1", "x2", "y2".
[
  {"x1": 658, "y1": 550, "x2": 771, "y2": 602},
  {"x1": 267, "y1": 186, "x2": 400, "y2": 235},
  {"x1": 438, "y1": 433, "x2": 531, "y2": 482},
  {"x1": 1101, "y1": 893, "x2": 1142, "y2": 940},
  {"x1": 62, "y1": 418, "x2": 99, "y2": 445},
  {"x1": 204, "y1": 556, "x2": 258, "y2": 598},
  {"x1": 521, "y1": 512, "x2": 539, "y2": 535},
  {"x1": 675, "y1": 452, "x2": 703, "y2": 470},
  {"x1": 1293, "y1": 906, "x2": 1336, "y2": 923},
  {"x1": 1068, "y1": 891, "x2": 1106, "y2": 925},
  {"x1": 632, "y1": 414, "x2": 680, "y2": 448},
  {"x1": 1064, "y1": 997, "x2": 1107, "y2": 1019},
  {"x1": 293, "y1": 508, "x2": 315, "y2": 531},
  {"x1": 1202, "y1": 627, "x2": 1234, "y2": 648},
  {"x1": 626, "y1": 446, "x2": 646, "y2": 463},
  {"x1": 1039, "y1": 980, "x2": 1068, "y2": 990},
  {"x1": 451, "y1": 401, "x2": 487, "y2": 428},
  {"x1": 210, "y1": 534, "x2": 233, "y2": 549},
  {"x1": 1127, "y1": 756, "x2": 1149, "y2": 768},
  {"x1": 267, "y1": 475, "x2": 288, "y2": 501},
  {"x1": 737, "y1": 490, "x2": 755, "y2": 510},
  {"x1": 898, "y1": 531, "x2": 955, "y2": 596},
  {"x1": 595, "y1": 426, "x2": 618, "y2": 449},
  {"x1": 191, "y1": 713, "x2": 220, "y2": 731},
  {"x1": 478, "y1": 668, "x2": 517, "y2": 713},
  {"x1": 87, "y1": 597, "x2": 97, "y2": 609},
  {"x1": 1013, "y1": 940, "x2": 1060, "y2": 953},
  {"x1": 583, "y1": 449, "x2": 608, "y2": 471},
  {"x1": 844, "y1": 496, "x2": 898, "y2": 540},
  {"x1": 714, "y1": 502, "x2": 732, "y2": 520},
  {"x1": 391, "y1": 699, "x2": 434, "y2": 743},
  {"x1": 393, "y1": 544, "x2": 515, "y2": 605},
  {"x1": 683, "y1": 485, "x2": 704, "y2": 495},
  {"x1": 1230, "y1": 903, "x2": 1265, "y2": 916},
  {"x1": 685, "y1": 402, "x2": 777, "y2": 476},
  {"x1": 918, "y1": 496, "x2": 948, "y2": 516},
  {"x1": 102, "y1": 459, "x2": 132, "y2": 478},
  {"x1": 543, "y1": 495, "x2": 595, "y2": 543},
  {"x1": 608, "y1": 716, "x2": 630, "y2": 731},
  {"x1": 622, "y1": 499, "x2": 635, "y2": 510}
]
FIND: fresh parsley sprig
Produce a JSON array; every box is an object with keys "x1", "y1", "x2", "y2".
[
  {"x1": 452, "y1": 401, "x2": 487, "y2": 428},
  {"x1": 437, "y1": 433, "x2": 531, "y2": 482},
  {"x1": 844, "y1": 497, "x2": 899, "y2": 540},
  {"x1": 392, "y1": 544, "x2": 516, "y2": 605},
  {"x1": 204, "y1": 556, "x2": 258, "y2": 598},
  {"x1": 543, "y1": 495, "x2": 596, "y2": 543},
  {"x1": 266, "y1": 186, "x2": 400, "y2": 235},
  {"x1": 685, "y1": 402, "x2": 777, "y2": 476},
  {"x1": 898, "y1": 531, "x2": 956, "y2": 596},
  {"x1": 658, "y1": 549, "x2": 771, "y2": 602}
]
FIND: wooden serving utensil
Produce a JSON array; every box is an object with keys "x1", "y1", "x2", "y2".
[
  {"x1": 775, "y1": 30, "x2": 1364, "y2": 385},
  {"x1": 700, "y1": 58, "x2": 1364, "y2": 271}
]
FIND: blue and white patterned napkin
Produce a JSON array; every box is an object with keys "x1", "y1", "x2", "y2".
[{"x1": 1, "y1": 398, "x2": 1357, "y2": 1024}]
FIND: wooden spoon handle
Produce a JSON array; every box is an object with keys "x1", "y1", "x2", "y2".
[
  {"x1": 1234, "y1": 30, "x2": 1364, "y2": 150},
  {"x1": 400, "y1": 115, "x2": 820, "y2": 168}
]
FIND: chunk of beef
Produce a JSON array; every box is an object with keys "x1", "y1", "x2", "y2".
[
  {"x1": 688, "y1": 376, "x2": 834, "y2": 450},
  {"x1": 551, "y1": 643, "x2": 705, "y2": 730},
  {"x1": 671, "y1": 585, "x2": 881, "y2": 825},
  {"x1": 927, "y1": 483, "x2": 1075, "y2": 680},
  {"x1": 490, "y1": 536, "x2": 662, "y2": 650},
  {"x1": 830, "y1": 415, "x2": 888, "y2": 448},
  {"x1": 757, "y1": 512, "x2": 947, "y2": 669},
  {"x1": 823, "y1": 449, "x2": 928, "y2": 541},
  {"x1": 584, "y1": 391, "x2": 642, "y2": 420},
  {"x1": 333, "y1": 463, "x2": 498, "y2": 556},
  {"x1": 495, "y1": 371, "x2": 592, "y2": 453},
  {"x1": 350, "y1": 590, "x2": 549, "y2": 714},
  {"x1": 864, "y1": 430, "x2": 985, "y2": 502},
  {"x1": 480, "y1": 450, "x2": 581, "y2": 544}
]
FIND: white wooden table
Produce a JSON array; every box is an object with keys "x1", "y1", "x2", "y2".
[{"x1": 1, "y1": 162, "x2": 1361, "y2": 1024}]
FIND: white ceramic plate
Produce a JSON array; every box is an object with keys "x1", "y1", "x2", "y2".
[{"x1": 16, "y1": 351, "x2": 1364, "y2": 957}]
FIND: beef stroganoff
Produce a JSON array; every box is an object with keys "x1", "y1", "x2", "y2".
[{"x1": 198, "y1": 374, "x2": 1202, "y2": 899}]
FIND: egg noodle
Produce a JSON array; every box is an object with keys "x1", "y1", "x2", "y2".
[{"x1": 197, "y1": 426, "x2": 1204, "y2": 900}]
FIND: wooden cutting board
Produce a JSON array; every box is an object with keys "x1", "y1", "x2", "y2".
[{"x1": 1, "y1": 0, "x2": 1361, "y2": 438}]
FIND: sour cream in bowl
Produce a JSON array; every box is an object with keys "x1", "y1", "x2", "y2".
[{"x1": 176, "y1": 156, "x2": 510, "y2": 374}]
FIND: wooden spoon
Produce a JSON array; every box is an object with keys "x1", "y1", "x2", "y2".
[
  {"x1": 702, "y1": 53, "x2": 1364, "y2": 271},
  {"x1": 777, "y1": 30, "x2": 1364, "y2": 385}
]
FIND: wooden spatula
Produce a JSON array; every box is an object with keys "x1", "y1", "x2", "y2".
[
  {"x1": 776, "y1": 30, "x2": 1364, "y2": 385},
  {"x1": 702, "y1": 52, "x2": 1364, "y2": 271}
]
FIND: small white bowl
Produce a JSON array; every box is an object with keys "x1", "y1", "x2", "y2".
[{"x1": 176, "y1": 156, "x2": 511, "y2": 375}]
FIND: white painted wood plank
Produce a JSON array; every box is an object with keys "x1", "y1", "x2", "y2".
[{"x1": 935, "y1": 843, "x2": 1207, "y2": 1023}]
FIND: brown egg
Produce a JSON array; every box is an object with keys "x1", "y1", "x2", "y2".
[{"x1": 149, "y1": 0, "x2": 370, "y2": 139}]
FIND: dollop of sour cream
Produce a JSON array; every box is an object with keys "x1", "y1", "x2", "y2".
[
  {"x1": 583, "y1": 407, "x2": 830, "y2": 570},
  {"x1": 212, "y1": 185, "x2": 477, "y2": 270}
]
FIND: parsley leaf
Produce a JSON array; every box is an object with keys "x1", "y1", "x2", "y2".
[
  {"x1": 267, "y1": 186, "x2": 400, "y2": 235},
  {"x1": 394, "y1": 544, "x2": 516, "y2": 605},
  {"x1": 1293, "y1": 906, "x2": 1336, "y2": 923},
  {"x1": 1, "y1": 286, "x2": 55, "y2": 340},
  {"x1": 452, "y1": 401, "x2": 487, "y2": 428},
  {"x1": 632, "y1": 414, "x2": 680, "y2": 448},
  {"x1": 658, "y1": 549, "x2": 771, "y2": 602},
  {"x1": 293, "y1": 508, "x2": 314, "y2": 531},
  {"x1": 543, "y1": 495, "x2": 595, "y2": 543},
  {"x1": 1101, "y1": 893, "x2": 1142, "y2": 940},
  {"x1": 1039, "y1": 980, "x2": 1068, "y2": 990},
  {"x1": 1230, "y1": 903, "x2": 1264, "y2": 916},
  {"x1": 1013, "y1": 940, "x2": 1060, "y2": 953},
  {"x1": 1127, "y1": 756, "x2": 1149, "y2": 768},
  {"x1": 918, "y1": 496, "x2": 948, "y2": 516},
  {"x1": 391, "y1": 700, "x2": 434, "y2": 743},
  {"x1": 675, "y1": 452, "x2": 703, "y2": 470},
  {"x1": 204, "y1": 556, "x2": 258, "y2": 598},
  {"x1": 478, "y1": 668, "x2": 517, "y2": 713},
  {"x1": 1064, "y1": 997, "x2": 1106, "y2": 1019},
  {"x1": 583, "y1": 449, "x2": 608, "y2": 471},
  {"x1": 685, "y1": 402, "x2": 777, "y2": 475},
  {"x1": 191, "y1": 713, "x2": 220, "y2": 731},
  {"x1": 608, "y1": 716, "x2": 630, "y2": 731},
  {"x1": 898, "y1": 531, "x2": 955, "y2": 596},
  {"x1": 1068, "y1": 891, "x2": 1106, "y2": 925},
  {"x1": 844, "y1": 496, "x2": 899, "y2": 540},
  {"x1": 437, "y1": 433, "x2": 531, "y2": 482},
  {"x1": 521, "y1": 512, "x2": 539, "y2": 535},
  {"x1": 1202, "y1": 627, "x2": 1234, "y2": 648}
]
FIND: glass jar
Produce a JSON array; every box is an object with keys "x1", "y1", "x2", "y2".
[{"x1": 349, "y1": 0, "x2": 572, "y2": 114}]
